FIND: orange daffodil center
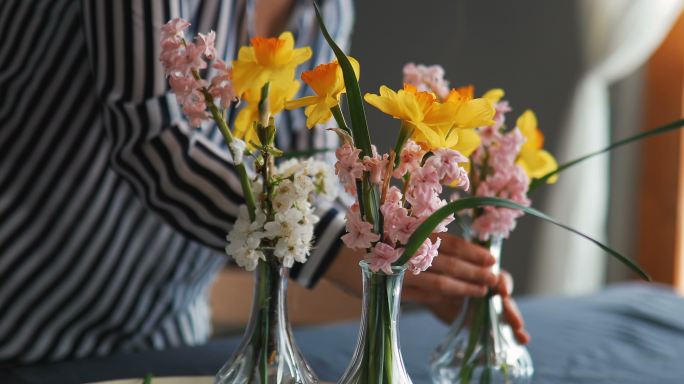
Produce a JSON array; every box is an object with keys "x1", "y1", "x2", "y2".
[
  {"x1": 285, "y1": 57, "x2": 360, "y2": 128},
  {"x1": 364, "y1": 84, "x2": 495, "y2": 156},
  {"x1": 515, "y1": 110, "x2": 558, "y2": 183}
]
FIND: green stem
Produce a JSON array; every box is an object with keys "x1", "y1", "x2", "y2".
[
  {"x1": 366, "y1": 274, "x2": 386, "y2": 384},
  {"x1": 393, "y1": 122, "x2": 415, "y2": 168},
  {"x1": 480, "y1": 295, "x2": 493, "y2": 384},
  {"x1": 257, "y1": 260, "x2": 270, "y2": 384},
  {"x1": 460, "y1": 297, "x2": 487, "y2": 383},
  {"x1": 383, "y1": 279, "x2": 393, "y2": 384},
  {"x1": 193, "y1": 75, "x2": 257, "y2": 221},
  {"x1": 331, "y1": 104, "x2": 352, "y2": 136}
]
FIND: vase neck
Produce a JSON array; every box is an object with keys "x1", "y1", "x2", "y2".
[
  {"x1": 359, "y1": 263, "x2": 404, "y2": 326},
  {"x1": 472, "y1": 235, "x2": 503, "y2": 275},
  {"x1": 339, "y1": 262, "x2": 412, "y2": 383},
  {"x1": 247, "y1": 259, "x2": 290, "y2": 335}
]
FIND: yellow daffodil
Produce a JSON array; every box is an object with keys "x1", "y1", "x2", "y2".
[
  {"x1": 234, "y1": 80, "x2": 301, "y2": 148},
  {"x1": 443, "y1": 87, "x2": 497, "y2": 131},
  {"x1": 232, "y1": 32, "x2": 312, "y2": 96},
  {"x1": 365, "y1": 84, "x2": 459, "y2": 145},
  {"x1": 365, "y1": 84, "x2": 495, "y2": 156},
  {"x1": 284, "y1": 57, "x2": 360, "y2": 128},
  {"x1": 515, "y1": 110, "x2": 558, "y2": 183}
]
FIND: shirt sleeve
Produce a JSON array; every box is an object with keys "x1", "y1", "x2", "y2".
[{"x1": 79, "y1": 0, "x2": 354, "y2": 288}]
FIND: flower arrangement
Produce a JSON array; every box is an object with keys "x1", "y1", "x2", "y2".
[
  {"x1": 160, "y1": 19, "x2": 335, "y2": 384},
  {"x1": 299, "y1": 5, "x2": 652, "y2": 383},
  {"x1": 156, "y1": 2, "x2": 684, "y2": 382},
  {"x1": 401, "y1": 64, "x2": 552, "y2": 382},
  {"x1": 160, "y1": 20, "x2": 337, "y2": 270}
]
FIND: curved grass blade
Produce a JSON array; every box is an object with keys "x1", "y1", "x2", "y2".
[
  {"x1": 395, "y1": 196, "x2": 650, "y2": 281},
  {"x1": 313, "y1": 2, "x2": 372, "y2": 158},
  {"x1": 530, "y1": 118, "x2": 684, "y2": 190}
]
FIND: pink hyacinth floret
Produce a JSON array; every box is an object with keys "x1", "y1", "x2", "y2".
[
  {"x1": 363, "y1": 145, "x2": 389, "y2": 185},
  {"x1": 426, "y1": 148, "x2": 470, "y2": 190},
  {"x1": 366, "y1": 242, "x2": 403, "y2": 275},
  {"x1": 403, "y1": 63, "x2": 450, "y2": 101},
  {"x1": 393, "y1": 140, "x2": 425, "y2": 178},
  {"x1": 341, "y1": 204, "x2": 380, "y2": 250},
  {"x1": 160, "y1": 18, "x2": 190, "y2": 43},
  {"x1": 210, "y1": 59, "x2": 236, "y2": 109},
  {"x1": 335, "y1": 144, "x2": 364, "y2": 195},
  {"x1": 408, "y1": 237, "x2": 441, "y2": 275}
]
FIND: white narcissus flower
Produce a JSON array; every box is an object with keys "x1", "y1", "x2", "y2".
[
  {"x1": 225, "y1": 205, "x2": 266, "y2": 271},
  {"x1": 225, "y1": 158, "x2": 339, "y2": 270},
  {"x1": 273, "y1": 179, "x2": 298, "y2": 212}
]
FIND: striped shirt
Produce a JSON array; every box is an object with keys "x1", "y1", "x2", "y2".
[{"x1": 0, "y1": 0, "x2": 352, "y2": 364}]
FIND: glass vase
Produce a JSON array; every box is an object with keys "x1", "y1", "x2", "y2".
[
  {"x1": 430, "y1": 236, "x2": 533, "y2": 384},
  {"x1": 215, "y1": 258, "x2": 318, "y2": 384},
  {"x1": 338, "y1": 261, "x2": 412, "y2": 384}
]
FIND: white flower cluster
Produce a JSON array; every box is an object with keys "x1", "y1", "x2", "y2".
[{"x1": 225, "y1": 159, "x2": 337, "y2": 270}]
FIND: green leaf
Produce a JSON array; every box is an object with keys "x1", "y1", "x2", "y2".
[
  {"x1": 395, "y1": 196, "x2": 650, "y2": 281},
  {"x1": 530, "y1": 118, "x2": 684, "y2": 189},
  {"x1": 313, "y1": 2, "x2": 372, "y2": 158},
  {"x1": 313, "y1": 2, "x2": 381, "y2": 230},
  {"x1": 143, "y1": 373, "x2": 153, "y2": 384}
]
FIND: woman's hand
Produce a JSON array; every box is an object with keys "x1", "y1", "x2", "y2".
[
  {"x1": 325, "y1": 234, "x2": 530, "y2": 344},
  {"x1": 405, "y1": 234, "x2": 530, "y2": 344}
]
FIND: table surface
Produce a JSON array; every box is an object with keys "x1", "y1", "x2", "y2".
[{"x1": 3, "y1": 283, "x2": 684, "y2": 384}]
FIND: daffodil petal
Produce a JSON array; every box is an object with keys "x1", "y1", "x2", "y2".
[
  {"x1": 453, "y1": 98, "x2": 496, "y2": 129},
  {"x1": 285, "y1": 95, "x2": 320, "y2": 110},
  {"x1": 450, "y1": 128, "x2": 481, "y2": 157},
  {"x1": 483, "y1": 88, "x2": 505, "y2": 103}
]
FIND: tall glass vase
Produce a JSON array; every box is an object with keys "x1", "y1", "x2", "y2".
[
  {"x1": 430, "y1": 236, "x2": 533, "y2": 384},
  {"x1": 338, "y1": 261, "x2": 412, "y2": 384},
  {"x1": 215, "y1": 258, "x2": 318, "y2": 384}
]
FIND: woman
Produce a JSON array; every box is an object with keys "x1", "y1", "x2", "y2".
[{"x1": 0, "y1": 0, "x2": 526, "y2": 364}]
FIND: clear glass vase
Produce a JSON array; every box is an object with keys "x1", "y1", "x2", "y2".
[
  {"x1": 338, "y1": 261, "x2": 412, "y2": 384},
  {"x1": 430, "y1": 236, "x2": 533, "y2": 384},
  {"x1": 215, "y1": 258, "x2": 318, "y2": 384}
]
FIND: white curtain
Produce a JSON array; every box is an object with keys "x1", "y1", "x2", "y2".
[{"x1": 531, "y1": 0, "x2": 683, "y2": 295}]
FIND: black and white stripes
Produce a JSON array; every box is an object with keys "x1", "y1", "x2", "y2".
[{"x1": 0, "y1": 0, "x2": 353, "y2": 364}]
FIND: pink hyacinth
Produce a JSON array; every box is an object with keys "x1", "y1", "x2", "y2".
[
  {"x1": 198, "y1": 31, "x2": 217, "y2": 60},
  {"x1": 182, "y1": 91, "x2": 209, "y2": 127},
  {"x1": 366, "y1": 242, "x2": 402, "y2": 274},
  {"x1": 471, "y1": 206, "x2": 525, "y2": 241},
  {"x1": 168, "y1": 74, "x2": 200, "y2": 99},
  {"x1": 341, "y1": 204, "x2": 380, "y2": 250},
  {"x1": 210, "y1": 59, "x2": 236, "y2": 109},
  {"x1": 382, "y1": 201, "x2": 419, "y2": 245},
  {"x1": 403, "y1": 63, "x2": 450, "y2": 101},
  {"x1": 393, "y1": 140, "x2": 425, "y2": 178},
  {"x1": 425, "y1": 148, "x2": 470, "y2": 190},
  {"x1": 160, "y1": 18, "x2": 190, "y2": 43},
  {"x1": 472, "y1": 126, "x2": 531, "y2": 240},
  {"x1": 407, "y1": 186, "x2": 447, "y2": 219},
  {"x1": 408, "y1": 237, "x2": 441, "y2": 275},
  {"x1": 363, "y1": 145, "x2": 389, "y2": 185},
  {"x1": 335, "y1": 144, "x2": 364, "y2": 195}
]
